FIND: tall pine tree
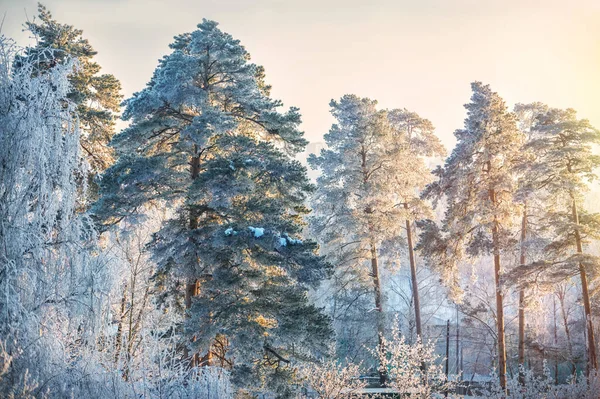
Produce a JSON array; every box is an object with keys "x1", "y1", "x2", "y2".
[
  {"x1": 309, "y1": 96, "x2": 410, "y2": 384},
  {"x1": 513, "y1": 107, "x2": 600, "y2": 373},
  {"x1": 512, "y1": 101, "x2": 549, "y2": 383},
  {"x1": 94, "y1": 19, "x2": 331, "y2": 394},
  {"x1": 387, "y1": 108, "x2": 445, "y2": 339},
  {"x1": 420, "y1": 82, "x2": 524, "y2": 391},
  {"x1": 16, "y1": 3, "x2": 122, "y2": 199}
]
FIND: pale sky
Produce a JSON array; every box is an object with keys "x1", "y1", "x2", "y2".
[{"x1": 2, "y1": 0, "x2": 600, "y2": 152}]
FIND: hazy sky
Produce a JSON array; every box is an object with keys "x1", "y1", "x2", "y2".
[{"x1": 2, "y1": 0, "x2": 600, "y2": 151}]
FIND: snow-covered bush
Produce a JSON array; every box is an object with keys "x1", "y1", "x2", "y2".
[
  {"x1": 479, "y1": 364, "x2": 600, "y2": 399},
  {"x1": 296, "y1": 358, "x2": 366, "y2": 399},
  {"x1": 371, "y1": 324, "x2": 454, "y2": 399}
]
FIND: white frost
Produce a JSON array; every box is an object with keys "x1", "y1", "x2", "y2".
[{"x1": 248, "y1": 226, "x2": 264, "y2": 238}]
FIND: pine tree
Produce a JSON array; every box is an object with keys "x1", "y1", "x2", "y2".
[
  {"x1": 16, "y1": 3, "x2": 122, "y2": 196},
  {"x1": 512, "y1": 102, "x2": 549, "y2": 383},
  {"x1": 387, "y1": 108, "x2": 445, "y2": 338},
  {"x1": 94, "y1": 19, "x2": 331, "y2": 393},
  {"x1": 420, "y1": 82, "x2": 524, "y2": 391},
  {"x1": 309, "y1": 96, "x2": 410, "y2": 384},
  {"x1": 515, "y1": 107, "x2": 600, "y2": 373}
]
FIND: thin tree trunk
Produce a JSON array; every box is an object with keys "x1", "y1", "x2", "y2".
[
  {"x1": 553, "y1": 297, "x2": 559, "y2": 383},
  {"x1": 405, "y1": 203, "x2": 422, "y2": 338},
  {"x1": 518, "y1": 205, "x2": 527, "y2": 385},
  {"x1": 571, "y1": 196, "x2": 598, "y2": 372},
  {"x1": 124, "y1": 284, "x2": 150, "y2": 381},
  {"x1": 456, "y1": 304, "x2": 460, "y2": 375},
  {"x1": 557, "y1": 287, "x2": 576, "y2": 376},
  {"x1": 490, "y1": 188, "x2": 508, "y2": 392},
  {"x1": 359, "y1": 144, "x2": 386, "y2": 385},
  {"x1": 114, "y1": 284, "x2": 128, "y2": 365},
  {"x1": 370, "y1": 241, "x2": 387, "y2": 386},
  {"x1": 445, "y1": 320, "x2": 450, "y2": 398}
]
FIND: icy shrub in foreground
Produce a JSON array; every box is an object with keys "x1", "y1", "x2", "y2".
[
  {"x1": 372, "y1": 324, "x2": 454, "y2": 399},
  {"x1": 296, "y1": 358, "x2": 366, "y2": 399},
  {"x1": 480, "y1": 364, "x2": 600, "y2": 399}
]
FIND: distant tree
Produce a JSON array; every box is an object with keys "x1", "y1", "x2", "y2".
[
  {"x1": 309, "y1": 95, "x2": 409, "y2": 384},
  {"x1": 387, "y1": 108, "x2": 445, "y2": 338},
  {"x1": 512, "y1": 101, "x2": 549, "y2": 383},
  {"x1": 16, "y1": 3, "x2": 122, "y2": 200},
  {"x1": 94, "y1": 19, "x2": 332, "y2": 394},
  {"x1": 420, "y1": 82, "x2": 524, "y2": 391},
  {"x1": 512, "y1": 107, "x2": 600, "y2": 373}
]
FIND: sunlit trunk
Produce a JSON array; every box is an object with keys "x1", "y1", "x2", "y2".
[
  {"x1": 571, "y1": 196, "x2": 597, "y2": 372},
  {"x1": 370, "y1": 241, "x2": 387, "y2": 385},
  {"x1": 405, "y1": 203, "x2": 422, "y2": 338},
  {"x1": 518, "y1": 205, "x2": 527, "y2": 385},
  {"x1": 489, "y1": 188, "x2": 507, "y2": 392}
]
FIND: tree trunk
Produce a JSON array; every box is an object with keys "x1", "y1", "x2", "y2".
[
  {"x1": 405, "y1": 203, "x2": 422, "y2": 338},
  {"x1": 445, "y1": 320, "x2": 450, "y2": 398},
  {"x1": 571, "y1": 196, "x2": 598, "y2": 372},
  {"x1": 518, "y1": 205, "x2": 527, "y2": 385},
  {"x1": 370, "y1": 242, "x2": 387, "y2": 386},
  {"x1": 114, "y1": 284, "x2": 128, "y2": 365},
  {"x1": 359, "y1": 145, "x2": 387, "y2": 385},
  {"x1": 490, "y1": 188, "x2": 508, "y2": 392},
  {"x1": 185, "y1": 149, "x2": 202, "y2": 367},
  {"x1": 553, "y1": 297, "x2": 559, "y2": 383},
  {"x1": 456, "y1": 304, "x2": 460, "y2": 375},
  {"x1": 557, "y1": 287, "x2": 576, "y2": 376}
]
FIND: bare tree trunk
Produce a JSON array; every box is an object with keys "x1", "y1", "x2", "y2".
[
  {"x1": 405, "y1": 203, "x2": 422, "y2": 338},
  {"x1": 445, "y1": 320, "x2": 450, "y2": 398},
  {"x1": 557, "y1": 286, "x2": 576, "y2": 376},
  {"x1": 123, "y1": 284, "x2": 150, "y2": 381},
  {"x1": 371, "y1": 241, "x2": 387, "y2": 385},
  {"x1": 114, "y1": 284, "x2": 128, "y2": 365},
  {"x1": 571, "y1": 196, "x2": 598, "y2": 372},
  {"x1": 553, "y1": 297, "x2": 559, "y2": 383},
  {"x1": 456, "y1": 304, "x2": 460, "y2": 375},
  {"x1": 518, "y1": 205, "x2": 527, "y2": 385},
  {"x1": 490, "y1": 188, "x2": 507, "y2": 392},
  {"x1": 359, "y1": 144, "x2": 386, "y2": 385}
]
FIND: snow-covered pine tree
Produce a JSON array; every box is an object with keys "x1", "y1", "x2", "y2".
[
  {"x1": 15, "y1": 3, "x2": 122, "y2": 199},
  {"x1": 94, "y1": 19, "x2": 332, "y2": 394},
  {"x1": 387, "y1": 108, "x2": 446, "y2": 339},
  {"x1": 309, "y1": 96, "x2": 410, "y2": 384},
  {"x1": 420, "y1": 82, "x2": 524, "y2": 391},
  {"x1": 513, "y1": 107, "x2": 600, "y2": 373},
  {"x1": 512, "y1": 102, "x2": 550, "y2": 383}
]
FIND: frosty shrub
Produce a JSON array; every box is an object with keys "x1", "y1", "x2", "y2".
[
  {"x1": 296, "y1": 358, "x2": 366, "y2": 399},
  {"x1": 480, "y1": 364, "x2": 600, "y2": 399},
  {"x1": 371, "y1": 324, "x2": 454, "y2": 399}
]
